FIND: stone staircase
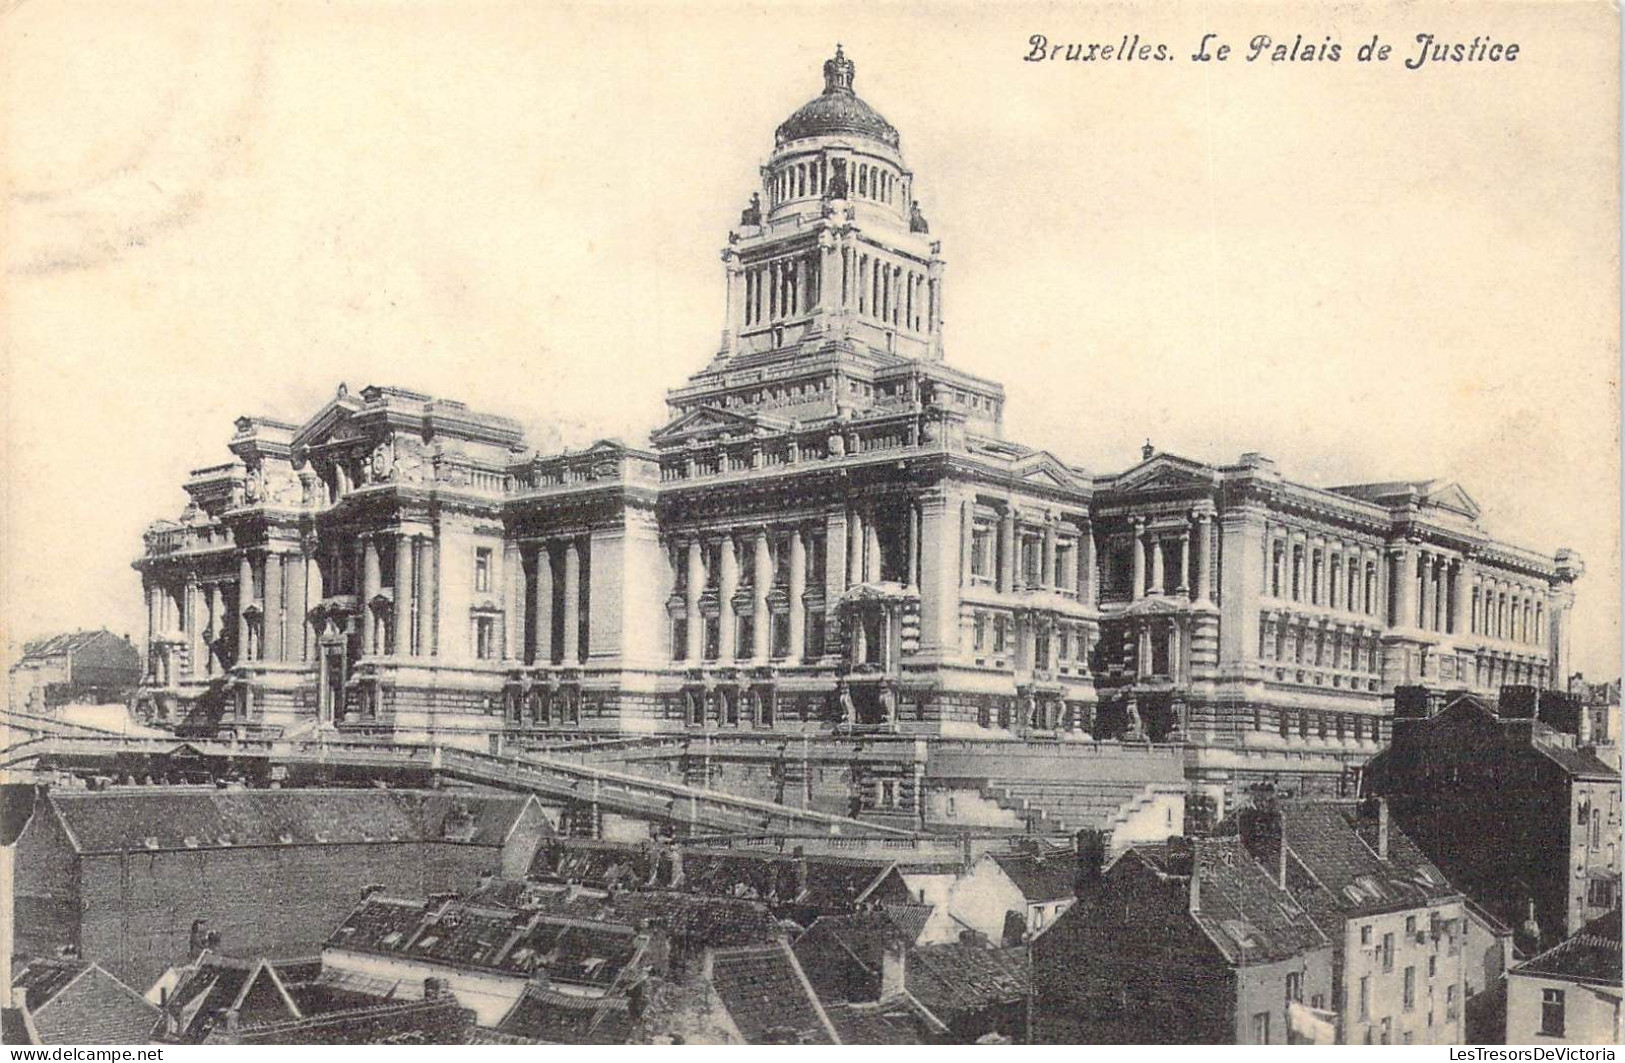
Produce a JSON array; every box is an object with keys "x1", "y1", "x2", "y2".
[{"x1": 980, "y1": 778, "x2": 1170, "y2": 838}]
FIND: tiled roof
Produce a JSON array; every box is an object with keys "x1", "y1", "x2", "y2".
[
  {"x1": 1132, "y1": 837, "x2": 1328, "y2": 966},
  {"x1": 1513, "y1": 909, "x2": 1621, "y2": 986},
  {"x1": 11, "y1": 958, "x2": 89, "y2": 1009},
  {"x1": 457, "y1": 877, "x2": 780, "y2": 948},
  {"x1": 325, "y1": 896, "x2": 644, "y2": 988},
  {"x1": 48, "y1": 789, "x2": 533, "y2": 854},
  {"x1": 531, "y1": 839, "x2": 658, "y2": 889},
  {"x1": 19, "y1": 630, "x2": 123, "y2": 659},
  {"x1": 988, "y1": 852, "x2": 1077, "y2": 903},
  {"x1": 879, "y1": 904, "x2": 933, "y2": 943},
  {"x1": 1530, "y1": 741, "x2": 1616, "y2": 779},
  {"x1": 709, "y1": 942, "x2": 836, "y2": 1044},
  {"x1": 493, "y1": 984, "x2": 635, "y2": 1045},
  {"x1": 1281, "y1": 801, "x2": 1459, "y2": 919},
  {"x1": 158, "y1": 956, "x2": 299, "y2": 1043},
  {"x1": 677, "y1": 848, "x2": 799, "y2": 899},
  {"x1": 905, "y1": 943, "x2": 1029, "y2": 1018},
  {"x1": 823, "y1": 1000, "x2": 938, "y2": 1044},
  {"x1": 799, "y1": 857, "x2": 900, "y2": 907}
]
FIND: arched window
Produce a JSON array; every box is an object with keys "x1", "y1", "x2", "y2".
[{"x1": 858, "y1": 165, "x2": 868, "y2": 197}]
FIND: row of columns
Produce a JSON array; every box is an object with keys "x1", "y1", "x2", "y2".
[
  {"x1": 1471, "y1": 575, "x2": 1546, "y2": 645},
  {"x1": 509, "y1": 538, "x2": 588, "y2": 667},
  {"x1": 973, "y1": 504, "x2": 1096, "y2": 604},
  {"x1": 1261, "y1": 613, "x2": 1381, "y2": 675},
  {"x1": 1267, "y1": 529, "x2": 1381, "y2": 616},
  {"x1": 355, "y1": 532, "x2": 436, "y2": 658},
  {"x1": 677, "y1": 524, "x2": 815, "y2": 664},
  {"x1": 1131, "y1": 513, "x2": 1213, "y2": 603}
]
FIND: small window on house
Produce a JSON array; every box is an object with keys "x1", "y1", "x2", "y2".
[
  {"x1": 1406, "y1": 915, "x2": 1417, "y2": 935},
  {"x1": 1403, "y1": 966, "x2": 1415, "y2": 1010},
  {"x1": 1250, "y1": 1012, "x2": 1270, "y2": 1044},
  {"x1": 1359, "y1": 976, "x2": 1370, "y2": 1020},
  {"x1": 1541, "y1": 989, "x2": 1565, "y2": 1037},
  {"x1": 1285, "y1": 972, "x2": 1302, "y2": 1004},
  {"x1": 1382, "y1": 932, "x2": 1395, "y2": 972},
  {"x1": 474, "y1": 548, "x2": 493, "y2": 593},
  {"x1": 1361, "y1": 924, "x2": 1373, "y2": 946}
]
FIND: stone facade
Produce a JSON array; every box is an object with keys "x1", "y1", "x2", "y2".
[{"x1": 132, "y1": 48, "x2": 1583, "y2": 805}]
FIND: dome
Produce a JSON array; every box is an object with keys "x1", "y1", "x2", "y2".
[{"x1": 774, "y1": 46, "x2": 900, "y2": 151}]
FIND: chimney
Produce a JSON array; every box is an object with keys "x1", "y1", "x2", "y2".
[
  {"x1": 423, "y1": 977, "x2": 449, "y2": 1001},
  {"x1": 222, "y1": 1008, "x2": 241, "y2": 1043},
  {"x1": 1075, "y1": 829, "x2": 1107, "y2": 893},
  {"x1": 879, "y1": 937, "x2": 906, "y2": 1002},
  {"x1": 1188, "y1": 861, "x2": 1201, "y2": 915},
  {"x1": 1239, "y1": 804, "x2": 1286, "y2": 890},
  {"x1": 1377, "y1": 799, "x2": 1390, "y2": 862},
  {"x1": 794, "y1": 846, "x2": 809, "y2": 899},
  {"x1": 11, "y1": 988, "x2": 26, "y2": 1015}
]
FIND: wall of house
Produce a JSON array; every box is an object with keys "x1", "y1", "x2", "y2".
[
  {"x1": 945, "y1": 858, "x2": 1024, "y2": 942},
  {"x1": 1339, "y1": 902, "x2": 1466, "y2": 1045},
  {"x1": 1506, "y1": 973, "x2": 1622, "y2": 1046},
  {"x1": 1232, "y1": 949, "x2": 1333, "y2": 1045},
  {"x1": 74, "y1": 841, "x2": 512, "y2": 990}
]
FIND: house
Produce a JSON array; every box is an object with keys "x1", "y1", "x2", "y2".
[
  {"x1": 151, "y1": 953, "x2": 476, "y2": 1044},
  {"x1": 904, "y1": 941, "x2": 1030, "y2": 1042},
  {"x1": 478, "y1": 983, "x2": 637, "y2": 1045},
  {"x1": 10, "y1": 786, "x2": 550, "y2": 990},
  {"x1": 1267, "y1": 799, "x2": 1468, "y2": 1044},
  {"x1": 9, "y1": 957, "x2": 158, "y2": 1045},
  {"x1": 1032, "y1": 833, "x2": 1333, "y2": 1044},
  {"x1": 322, "y1": 894, "x2": 651, "y2": 1027},
  {"x1": 948, "y1": 847, "x2": 1077, "y2": 943},
  {"x1": 1364, "y1": 690, "x2": 1621, "y2": 950},
  {"x1": 1505, "y1": 909, "x2": 1621, "y2": 1046},
  {"x1": 9, "y1": 629, "x2": 141, "y2": 713},
  {"x1": 792, "y1": 907, "x2": 935, "y2": 1003}
]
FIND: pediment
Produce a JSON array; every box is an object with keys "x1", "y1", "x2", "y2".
[
  {"x1": 650, "y1": 405, "x2": 786, "y2": 444},
  {"x1": 1013, "y1": 451, "x2": 1082, "y2": 490},
  {"x1": 290, "y1": 392, "x2": 366, "y2": 451},
  {"x1": 1113, "y1": 455, "x2": 1218, "y2": 494},
  {"x1": 1419, "y1": 481, "x2": 1480, "y2": 521}
]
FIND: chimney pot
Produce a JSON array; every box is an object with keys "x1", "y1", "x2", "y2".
[{"x1": 1377, "y1": 799, "x2": 1390, "y2": 862}]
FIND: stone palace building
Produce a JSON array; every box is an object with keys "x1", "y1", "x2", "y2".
[{"x1": 133, "y1": 48, "x2": 1583, "y2": 801}]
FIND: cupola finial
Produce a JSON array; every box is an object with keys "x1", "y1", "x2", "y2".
[{"x1": 823, "y1": 44, "x2": 855, "y2": 94}]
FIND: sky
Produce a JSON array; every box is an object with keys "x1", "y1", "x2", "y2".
[{"x1": 2, "y1": 1, "x2": 1618, "y2": 677}]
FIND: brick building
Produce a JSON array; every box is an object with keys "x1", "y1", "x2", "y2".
[
  {"x1": 10, "y1": 787, "x2": 550, "y2": 988},
  {"x1": 1363, "y1": 691, "x2": 1620, "y2": 950},
  {"x1": 1031, "y1": 834, "x2": 1333, "y2": 1044}
]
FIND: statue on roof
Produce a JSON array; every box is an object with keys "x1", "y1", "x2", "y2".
[
  {"x1": 740, "y1": 192, "x2": 762, "y2": 227},
  {"x1": 827, "y1": 157, "x2": 849, "y2": 200},
  {"x1": 909, "y1": 199, "x2": 930, "y2": 234}
]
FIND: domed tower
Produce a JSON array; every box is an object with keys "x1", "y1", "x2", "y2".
[{"x1": 657, "y1": 46, "x2": 1007, "y2": 442}]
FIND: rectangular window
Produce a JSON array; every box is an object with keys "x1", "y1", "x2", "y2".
[
  {"x1": 1403, "y1": 966, "x2": 1415, "y2": 1010},
  {"x1": 974, "y1": 612, "x2": 987, "y2": 651},
  {"x1": 1358, "y1": 976, "x2": 1370, "y2": 1020},
  {"x1": 473, "y1": 616, "x2": 495, "y2": 660},
  {"x1": 993, "y1": 617, "x2": 1007, "y2": 654},
  {"x1": 1361, "y1": 925, "x2": 1372, "y2": 946},
  {"x1": 971, "y1": 525, "x2": 994, "y2": 579},
  {"x1": 1588, "y1": 878, "x2": 1616, "y2": 909},
  {"x1": 1251, "y1": 1012, "x2": 1270, "y2": 1045},
  {"x1": 1382, "y1": 932, "x2": 1395, "y2": 972},
  {"x1": 771, "y1": 612, "x2": 790, "y2": 658},
  {"x1": 671, "y1": 618, "x2": 688, "y2": 661},
  {"x1": 703, "y1": 617, "x2": 720, "y2": 661},
  {"x1": 1285, "y1": 972, "x2": 1302, "y2": 1005},
  {"x1": 1428, "y1": 956, "x2": 1436, "y2": 978},
  {"x1": 1406, "y1": 915, "x2": 1417, "y2": 935},
  {"x1": 474, "y1": 548, "x2": 492, "y2": 593},
  {"x1": 736, "y1": 616, "x2": 754, "y2": 660},
  {"x1": 1540, "y1": 989, "x2": 1565, "y2": 1037}
]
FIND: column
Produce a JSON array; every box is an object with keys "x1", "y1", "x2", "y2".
[
  {"x1": 1150, "y1": 533, "x2": 1165, "y2": 595},
  {"x1": 998, "y1": 507, "x2": 1017, "y2": 593},
  {"x1": 1131, "y1": 519, "x2": 1146, "y2": 601},
  {"x1": 1176, "y1": 528, "x2": 1190, "y2": 596},
  {"x1": 788, "y1": 526, "x2": 807, "y2": 662},
  {"x1": 907, "y1": 503, "x2": 921, "y2": 589},
  {"x1": 208, "y1": 583, "x2": 225, "y2": 674},
  {"x1": 847, "y1": 509, "x2": 864, "y2": 586},
  {"x1": 237, "y1": 552, "x2": 253, "y2": 663},
  {"x1": 683, "y1": 538, "x2": 702, "y2": 662},
  {"x1": 562, "y1": 538, "x2": 581, "y2": 664},
  {"x1": 183, "y1": 579, "x2": 201, "y2": 676},
  {"x1": 532, "y1": 542, "x2": 554, "y2": 664},
  {"x1": 415, "y1": 537, "x2": 433, "y2": 659},
  {"x1": 288, "y1": 548, "x2": 309, "y2": 662},
  {"x1": 864, "y1": 510, "x2": 881, "y2": 582},
  {"x1": 958, "y1": 501, "x2": 974, "y2": 586},
  {"x1": 752, "y1": 529, "x2": 771, "y2": 660},
  {"x1": 264, "y1": 553, "x2": 284, "y2": 662},
  {"x1": 1078, "y1": 521, "x2": 1097, "y2": 607},
  {"x1": 716, "y1": 536, "x2": 738, "y2": 662},
  {"x1": 505, "y1": 542, "x2": 525, "y2": 662},
  {"x1": 1042, "y1": 522, "x2": 1057, "y2": 590},
  {"x1": 393, "y1": 534, "x2": 412, "y2": 656},
  {"x1": 1193, "y1": 514, "x2": 1212, "y2": 604},
  {"x1": 1450, "y1": 560, "x2": 1470, "y2": 636},
  {"x1": 362, "y1": 536, "x2": 381, "y2": 654}
]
